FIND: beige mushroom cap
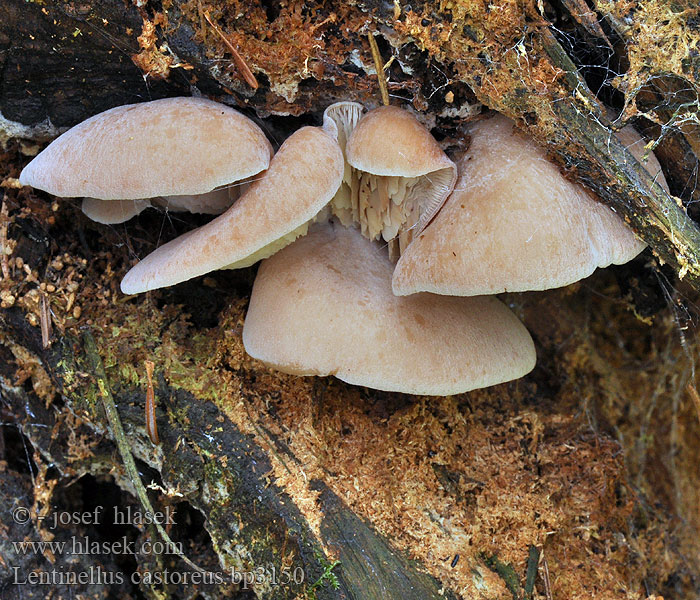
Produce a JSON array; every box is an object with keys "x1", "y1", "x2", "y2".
[
  {"x1": 243, "y1": 223, "x2": 536, "y2": 396},
  {"x1": 81, "y1": 198, "x2": 153, "y2": 225},
  {"x1": 393, "y1": 114, "x2": 667, "y2": 297},
  {"x1": 346, "y1": 105, "x2": 455, "y2": 178},
  {"x1": 120, "y1": 124, "x2": 344, "y2": 294},
  {"x1": 80, "y1": 188, "x2": 240, "y2": 226},
  {"x1": 19, "y1": 97, "x2": 272, "y2": 200}
]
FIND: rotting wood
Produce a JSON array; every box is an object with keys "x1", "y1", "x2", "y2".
[
  {"x1": 1, "y1": 308, "x2": 455, "y2": 599},
  {"x1": 538, "y1": 31, "x2": 700, "y2": 285},
  {"x1": 83, "y1": 330, "x2": 208, "y2": 574}
]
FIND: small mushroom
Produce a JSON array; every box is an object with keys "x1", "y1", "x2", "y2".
[
  {"x1": 393, "y1": 114, "x2": 668, "y2": 296},
  {"x1": 120, "y1": 121, "x2": 344, "y2": 294},
  {"x1": 19, "y1": 97, "x2": 272, "y2": 223},
  {"x1": 324, "y1": 103, "x2": 457, "y2": 257},
  {"x1": 243, "y1": 222, "x2": 536, "y2": 396},
  {"x1": 81, "y1": 198, "x2": 154, "y2": 225}
]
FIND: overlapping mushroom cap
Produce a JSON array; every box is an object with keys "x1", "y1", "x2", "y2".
[
  {"x1": 115, "y1": 100, "x2": 536, "y2": 396},
  {"x1": 19, "y1": 97, "x2": 273, "y2": 223},
  {"x1": 120, "y1": 122, "x2": 344, "y2": 294},
  {"x1": 26, "y1": 96, "x2": 667, "y2": 396},
  {"x1": 393, "y1": 114, "x2": 667, "y2": 296},
  {"x1": 243, "y1": 223, "x2": 536, "y2": 395}
]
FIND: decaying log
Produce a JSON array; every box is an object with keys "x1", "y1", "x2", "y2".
[
  {"x1": 1, "y1": 312, "x2": 456, "y2": 599},
  {"x1": 2, "y1": 1, "x2": 700, "y2": 599}
]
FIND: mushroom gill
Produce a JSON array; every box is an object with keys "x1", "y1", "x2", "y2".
[{"x1": 323, "y1": 103, "x2": 457, "y2": 258}]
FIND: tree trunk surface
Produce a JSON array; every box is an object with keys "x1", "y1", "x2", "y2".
[{"x1": 1, "y1": 1, "x2": 700, "y2": 599}]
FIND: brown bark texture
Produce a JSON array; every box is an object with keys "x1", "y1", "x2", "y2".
[{"x1": 1, "y1": 1, "x2": 700, "y2": 599}]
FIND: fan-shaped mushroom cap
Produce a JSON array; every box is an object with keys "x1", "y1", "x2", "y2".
[
  {"x1": 120, "y1": 124, "x2": 344, "y2": 294},
  {"x1": 159, "y1": 188, "x2": 237, "y2": 215},
  {"x1": 393, "y1": 114, "x2": 667, "y2": 297},
  {"x1": 80, "y1": 188, "x2": 239, "y2": 225},
  {"x1": 243, "y1": 223, "x2": 536, "y2": 396},
  {"x1": 20, "y1": 97, "x2": 272, "y2": 199},
  {"x1": 19, "y1": 97, "x2": 272, "y2": 223}
]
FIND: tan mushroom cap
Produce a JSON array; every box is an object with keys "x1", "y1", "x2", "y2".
[
  {"x1": 243, "y1": 223, "x2": 536, "y2": 396},
  {"x1": 19, "y1": 97, "x2": 272, "y2": 200},
  {"x1": 393, "y1": 114, "x2": 667, "y2": 297},
  {"x1": 346, "y1": 105, "x2": 454, "y2": 178},
  {"x1": 120, "y1": 124, "x2": 344, "y2": 294},
  {"x1": 81, "y1": 188, "x2": 242, "y2": 226},
  {"x1": 160, "y1": 188, "x2": 236, "y2": 214}
]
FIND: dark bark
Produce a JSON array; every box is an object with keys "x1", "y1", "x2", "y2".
[
  {"x1": 0, "y1": 1, "x2": 186, "y2": 130},
  {"x1": 1, "y1": 308, "x2": 454, "y2": 599}
]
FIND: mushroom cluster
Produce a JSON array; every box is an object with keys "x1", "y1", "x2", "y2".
[{"x1": 20, "y1": 97, "x2": 667, "y2": 396}]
